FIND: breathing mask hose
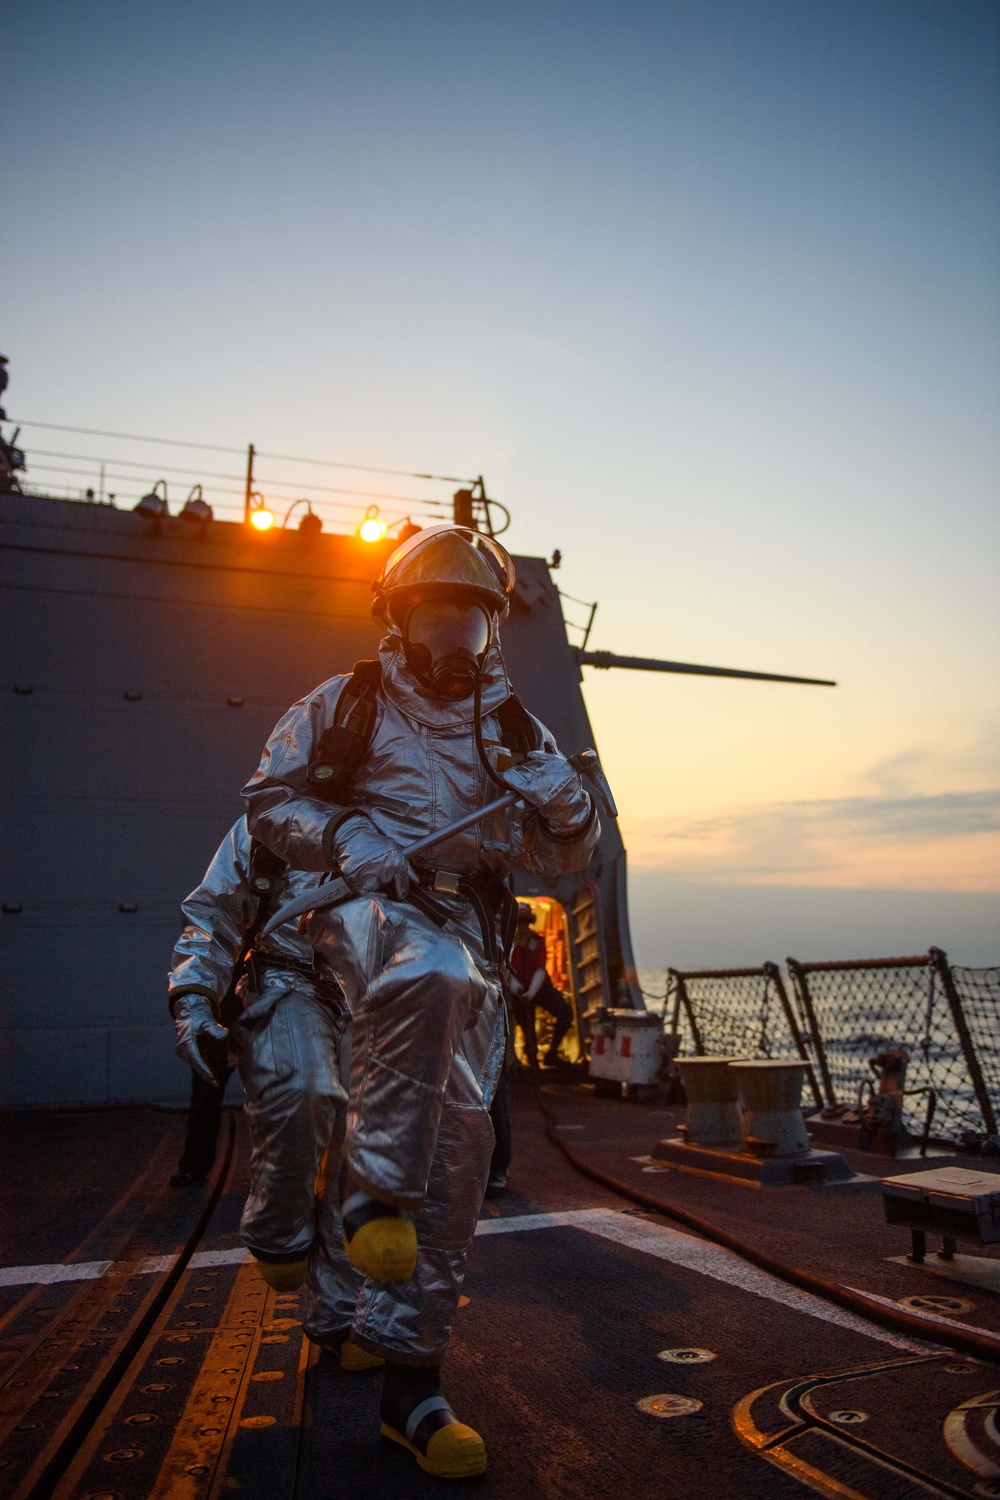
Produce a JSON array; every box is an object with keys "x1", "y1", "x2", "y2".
[{"x1": 473, "y1": 675, "x2": 515, "y2": 795}]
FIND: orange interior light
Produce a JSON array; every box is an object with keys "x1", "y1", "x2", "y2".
[{"x1": 249, "y1": 506, "x2": 275, "y2": 532}]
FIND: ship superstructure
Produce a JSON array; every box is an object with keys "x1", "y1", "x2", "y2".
[{"x1": 0, "y1": 486, "x2": 642, "y2": 1107}]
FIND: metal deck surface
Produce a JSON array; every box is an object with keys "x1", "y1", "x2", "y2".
[{"x1": 3, "y1": 1080, "x2": 1000, "y2": 1499}]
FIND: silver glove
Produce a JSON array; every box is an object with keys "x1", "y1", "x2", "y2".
[
  {"x1": 172, "y1": 992, "x2": 228, "y2": 1085},
  {"x1": 502, "y1": 751, "x2": 593, "y2": 836},
  {"x1": 329, "y1": 812, "x2": 411, "y2": 899}
]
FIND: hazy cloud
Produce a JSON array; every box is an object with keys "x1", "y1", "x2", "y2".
[
  {"x1": 672, "y1": 789, "x2": 1000, "y2": 844},
  {"x1": 636, "y1": 787, "x2": 1000, "y2": 882}
]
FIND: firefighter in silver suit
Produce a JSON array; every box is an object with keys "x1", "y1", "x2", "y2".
[
  {"x1": 243, "y1": 526, "x2": 600, "y2": 1479},
  {"x1": 168, "y1": 817, "x2": 384, "y2": 1371}
]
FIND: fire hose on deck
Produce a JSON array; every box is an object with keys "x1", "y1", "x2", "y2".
[{"x1": 538, "y1": 1093, "x2": 1000, "y2": 1368}]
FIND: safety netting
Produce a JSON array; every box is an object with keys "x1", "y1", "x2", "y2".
[
  {"x1": 786, "y1": 953, "x2": 987, "y2": 1141},
  {"x1": 665, "y1": 964, "x2": 822, "y2": 1110},
  {"x1": 946, "y1": 964, "x2": 1000, "y2": 1137}
]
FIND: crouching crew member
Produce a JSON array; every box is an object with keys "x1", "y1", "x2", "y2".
[
  {"x1": 508, "y1": 903, "x2": 575, "y2": 1068},
  {"x1": 167, "y1": 816, "x2": 383, "y2": 1372},
  {"x1": 244, "y1": 525, "x2": 600, "y2": 1478}
]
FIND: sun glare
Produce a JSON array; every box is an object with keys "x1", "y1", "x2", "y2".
[{"x1": 359, "y1": 505, "x2": 388, "y2": 543}]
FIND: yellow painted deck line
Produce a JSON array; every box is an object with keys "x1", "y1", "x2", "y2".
[{"x1": 147, "y1": 1259, "x2": 276, "y2": 1500}]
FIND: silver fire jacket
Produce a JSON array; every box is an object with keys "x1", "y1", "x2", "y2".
[
  {"x1": 168, "y1": 816, "x2": 324, "y2": 1016},
  {"x1": 168, "y1": 816, "x2": 349, "y2": 1263},
  {"x1": 242, "y1": 625, "x2": 600, "y2": 887}
]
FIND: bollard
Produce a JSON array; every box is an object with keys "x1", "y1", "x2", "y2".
[
  {"x1": 730, "y1": 1061, "x2": 810, "y2": 1158},
  {"x1": 676, "y1": 1058, "x2": 745, "y2": 1146}
]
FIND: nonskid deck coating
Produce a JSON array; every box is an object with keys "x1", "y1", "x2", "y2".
[
  {"x1": 542, "y1": 1082, "x2": 1000, "y2": 1328},
  {"x1": 3, "y1": 1077, "x2": 1000, "y2": 1497}
]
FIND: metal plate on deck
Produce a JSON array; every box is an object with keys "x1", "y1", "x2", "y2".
[
  {"x1": 883, "y1": 1169, "x2": 1000, "y2": 1210},
  {"x1": 636, "y1": 1393, "x2": 704, "y2": 1418}
]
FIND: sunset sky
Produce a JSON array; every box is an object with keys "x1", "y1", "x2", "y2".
[{"x1": 5, "y1": 0, "x2": 998, "y2": 964}]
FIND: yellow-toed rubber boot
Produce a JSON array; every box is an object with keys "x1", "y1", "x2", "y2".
[
  {"x1": 308, "y1": 1329, "x2": 386, "y2": 1372},
  {"x1": 341, "y1": 1191, "x2": 417, "y2": 1283},
  {"x1": 253, "y1": 1256, "x2": 308, "y2": 1293},
  {"x1": 381, "y1": 1417, "x2": 487, "y2": 1479},
  {"x1": 340, "y1": 1338, "x2": 385, "y2": 1373},
  {"x1": 380, "y1": 1366, "x2": 487, "y2": 1479}
]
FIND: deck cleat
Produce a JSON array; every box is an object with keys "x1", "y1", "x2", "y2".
[{"x1": 380, "y1": 1364, "x2": 486, "y2": 1479}]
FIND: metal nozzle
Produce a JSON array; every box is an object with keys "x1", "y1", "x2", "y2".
[{"x1": 570, "y1": 747, "x2": 619, "y2": 819}]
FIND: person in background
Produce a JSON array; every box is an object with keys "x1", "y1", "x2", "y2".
[
  {"x1": 168, "y1": 816, "x2": 382, "y2": 1373},
  {"x1": 485, "y1": 1063, "x2": 512, "y2": 1197},
  {"x1": 508, "y1": 904, "x2": 575, "y2": 1069},
  {"x1": 170, "y1": 1043, "x2": 233, "y2": 1187}
]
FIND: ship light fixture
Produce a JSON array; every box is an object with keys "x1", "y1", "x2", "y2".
[
  {"x1": 249, "y1": 503, "x2": 275, "y2": 532},
  {"x1": 179, "y1": 485, "x2": 213, "y2": 524},
  {"x1": 134, "y1": 480, "x2": 169, "y2": 519},
  {"x1": 359, "y1": 505, "x2": 387, "y2": 543}
]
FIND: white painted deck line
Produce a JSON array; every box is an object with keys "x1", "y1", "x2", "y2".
[
  {"x1": 0, "y1": 1211, "x2": 943, "y2": 1354},
  {"x1": 190, "y1": 1248, "x2": 252, "y2": 1269},
  {"x1": 0, "y1": 1259, "x2": 114, "y2": 1287},
  {"x1": 476, "y1": 1207, "x2": 931, "y2": 1353},
  {"x1": 0, "y1": 1246, "x2": 250, "y2": 1289},
  {"x1": 475, "y1": 1209, "x2": 609, "y2": 1236}
]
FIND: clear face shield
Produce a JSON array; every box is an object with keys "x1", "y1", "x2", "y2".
[{"x1": 400, "y1": 595, "x2": 492, "y2": 701}]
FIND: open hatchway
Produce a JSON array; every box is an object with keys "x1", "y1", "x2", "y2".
[{"x1": 510, "y1": 894, "x2": 585, "y2": 1066}]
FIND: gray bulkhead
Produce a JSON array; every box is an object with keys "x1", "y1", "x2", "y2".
[{"x1": 1, "y1": 492, "x2": 640, "y2": 1107}]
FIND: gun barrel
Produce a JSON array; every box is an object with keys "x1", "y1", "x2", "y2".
[{"x1": 576, "y1": 649, "x2": 836, "y2": 687}]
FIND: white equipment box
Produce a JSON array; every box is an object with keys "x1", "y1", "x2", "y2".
[{"x1": 589, "y1": 1008, "x2": 664, "y2": 1086}]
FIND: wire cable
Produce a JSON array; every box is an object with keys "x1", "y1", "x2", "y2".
[
  {"x1": 9, "y1": 418, "x2": 473, "y2": 483},
  {"x1": 21, "y1": 464, "x2": 444, "y2": 524},
  {"x1": 24, "y1": 450, "x2": 449, "y2": 507}
]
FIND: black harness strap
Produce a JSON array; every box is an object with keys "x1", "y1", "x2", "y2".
[
  {"x1": 494, "y1": 691, "x2": 540, "y2": 757},
  {"x1": 217, "y1": 840, "x2": 283, "y2": 1025},
  {"x1": 307, "y1": 659, "x2": 383, "y2": 796},
  {"x1": 305, "y1": 663, "x2": 540, "y2": 966}
]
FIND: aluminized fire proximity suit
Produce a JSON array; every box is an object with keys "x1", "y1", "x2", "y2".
[
  {"x1": 243, "y1": 623, "x2": 600, "y2": 1364},
  {"x1": 168, "y1": 819, "x2": 358, "y2": 1300}
]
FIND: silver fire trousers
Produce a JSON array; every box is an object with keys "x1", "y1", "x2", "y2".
[
  {"x1": 306, "y1": 894, "x2": 505, "y2": 1366},
  {"x1": 236, "y1": 979, "x2": 350, "y2": 1264}
]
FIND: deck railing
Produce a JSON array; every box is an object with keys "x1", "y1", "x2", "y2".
[{"x1": 663, "y1": 949, "x2": 1000, "y2": 1143}]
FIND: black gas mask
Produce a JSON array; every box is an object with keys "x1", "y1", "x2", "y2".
[{"x1": 400, "y1": 596, "x2": 491, "y2": 701}]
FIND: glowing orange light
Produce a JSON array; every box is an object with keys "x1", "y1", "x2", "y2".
[
  {"x1": 359, "y1": 505, "x2": 387, "y2": 543},
  {"x1": 249, "y1": 506, "x2": 275, "y2": 532}
]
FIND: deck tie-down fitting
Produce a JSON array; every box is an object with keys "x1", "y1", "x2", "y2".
[
  {"x1": 729, "y1": 1060, "x2": 812, "y2": 1159},
  {"x1": 653, "y1": 1056, "x2": 854, "y2": 1186},
  {"x1": 675, "y1": 1058, "x2": 745, "y2": 1147}
]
